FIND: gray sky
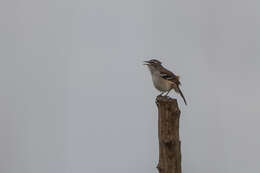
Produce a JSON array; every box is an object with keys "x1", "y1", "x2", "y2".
[{"x1": 1, "y1": 0, "x2": 260, "y2": 173}]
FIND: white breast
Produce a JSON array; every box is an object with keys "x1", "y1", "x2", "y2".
[{"x1": 151, "y1": 71, "x2": 172, "y2": 92}]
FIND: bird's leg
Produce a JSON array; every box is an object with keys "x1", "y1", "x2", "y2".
[
  {"x1": 159, "y1": 92, "x2": 164, "y2": 96},
  {"x1": 165, "y1": 89, "x2": 172, "y2": 96}
]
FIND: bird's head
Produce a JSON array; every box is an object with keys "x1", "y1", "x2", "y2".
[{"x1": 143, "y1": 59, "x2": 162, "y2": 68}]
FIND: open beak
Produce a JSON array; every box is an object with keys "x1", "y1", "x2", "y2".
[{"x1": 143, "y1": 61, "x2": 150, "y2": 65}]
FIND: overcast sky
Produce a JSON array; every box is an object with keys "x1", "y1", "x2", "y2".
[{"x1": 1, "y1": 0, "x2": 260, "y2": 173}]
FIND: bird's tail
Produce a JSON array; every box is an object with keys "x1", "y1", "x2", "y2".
[{"x1": 177, "y1": 85, "x2": 187, "y2": 105}]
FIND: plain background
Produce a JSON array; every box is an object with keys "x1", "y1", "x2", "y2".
[{"x1": 1, "y1": 0, "x2": 260, "y2": 172}]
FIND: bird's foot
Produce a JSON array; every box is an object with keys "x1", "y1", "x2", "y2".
[{"x1": 158, "y1": 92, "x2": 164, "y2": 96}]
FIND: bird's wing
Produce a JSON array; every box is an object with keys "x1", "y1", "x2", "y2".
[
  {"x1": 159, "y1": 66, "x2": 181, "y2": 85},
  {"x1": 159, "y1": 65, "x2": 187, "y2": 105}
]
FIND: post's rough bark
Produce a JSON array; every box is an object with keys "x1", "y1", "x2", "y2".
[{"x1": 156, "y1": 95, "x2": 182, "y2": 173}]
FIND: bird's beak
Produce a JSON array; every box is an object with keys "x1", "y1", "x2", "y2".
[{"x1": 143, "y1": 61, "x2": 150, "y2": 65}]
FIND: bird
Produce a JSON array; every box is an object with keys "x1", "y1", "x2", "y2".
[{"x1": 144, "y1": 59, "x2": 187, "y2": 105}]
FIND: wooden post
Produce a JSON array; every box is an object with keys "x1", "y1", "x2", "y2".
[{"x1": 156, "y1": 95, "x2": 182, "y2": 173}]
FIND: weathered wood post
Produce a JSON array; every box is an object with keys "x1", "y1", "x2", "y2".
[{"x1": 155, "y1": 95, "x2": 182, "y2": 173}]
